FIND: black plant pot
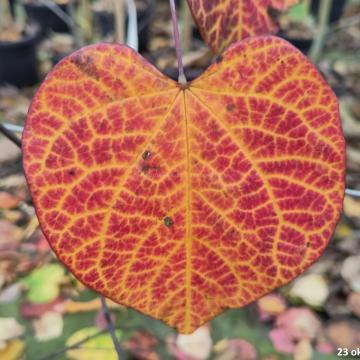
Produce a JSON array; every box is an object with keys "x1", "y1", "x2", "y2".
[
  {"x1": 311, "y1": 0, "x2": 347, "y2": 24},
  {"x1": 0, "y1": 23, "x2": 41, "y2": 87},
  {"x1": 94, "y1": 1, "x2": 154, "y2": 53},
  {"x1": 24, "y1": 2, "x2": 70, "y2": 34}
]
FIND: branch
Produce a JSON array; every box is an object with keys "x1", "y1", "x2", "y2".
[
  {"x1": 113, "y1": 0, "x2": 125, "y2": 44},
  {"x1": 169, "y1": 0, "x2": 187, "y2": 84},
  {"x1": 100, "y1": 296, "x2": 125, "y2": 360},
  {"x1": 38, "y1": 328, "x2": 107, "y2": 360},
  {"x1": 126, "y1": 0, "x2": 138, "y2": 51},
  {"x1": 309, "y1": 0, "x2": 333, "y2": 64},
  {"x1": 1, "y1": 122, "x2": 360, "y2": 198},
  {"x1": 37, "y1": 0, "x2": 74, "y2": 30},
  {"x1": 0, "y1": 123, "x2": 21, "y2": 149}
]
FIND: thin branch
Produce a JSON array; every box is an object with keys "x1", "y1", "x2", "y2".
[
  {"x1": 37, "y1": 0, "x2": 74, "y2": 30},
  {"x1": 345, "y1": 188, "x2": 360, "y2": 198},
  {"x1": 181, "y1": 0, "x2": 193, "y2": 53},
  {"x1": 309, "y1": 0, "x2": 333, "y2": 64},
  {"x1": 113, "y1": 0, "x2": 125, "y2": 44},
  {"x1": 1, "y1": 122, "x2": 360, "y2": 198},
  {"x1": 126, "y1": 0, "x2": 138, "y2": 51},
  {"x1": 169, "y1": 0, "x2": 187, "y2": 84},
  {"x1": 0, "y1": 123, "x2": 21, "y2": 148},
  {"x1": 38, "y1": 328, "x2": 107, "y2": 360},
  {"x1": 2, "y1": 123, "x2": 24, "y2": 133},
  {"x1": 100, "y1": 296, "x2": 125, "y2": 360}
]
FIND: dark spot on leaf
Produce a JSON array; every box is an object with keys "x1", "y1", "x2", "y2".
[
  {"x1": 68, "y1": 169, "x2": 75, "y2": 176},
  {"x1": 142, "y1": 150, "x2": 152, "y2": 161},
  {"x1": 306, "y1": 242, "x2": 310, "y2": 248},
  {"x1": 163, "y1": 216, "x2": 174, "y2": 227},
  {"x1": 226, "y1": 103, "x2": 235, "y2": 112},
  {"x1": 141, "y1": 164, "x2": 151, "y2": 173},
  {"x1": 215, "y1": 55, "x2": 223, "y2": 64},
  {"x1": 71, "y1": 52, "x2": 100, "y2": 80}
]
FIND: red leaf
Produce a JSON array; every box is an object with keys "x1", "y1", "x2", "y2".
[
  {"x1": 187, "y1": 0, "x2": 299, "y2": 52},
  {"x1": 23, "y1": 37, "x2": 345, "y2": 334}
]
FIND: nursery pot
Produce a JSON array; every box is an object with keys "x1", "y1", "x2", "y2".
[
  {"x1": 24, "y1": 2, "x2": 71, "y2": 34},
  {"x1": 94, "y1": 0, "x2": 154, "y2": 52},
  {"x1": 0, "y1": 22, "x2": 41, "y2": 87},
  {"x1": 311, "y1": 0, "x2": 347, "y2": 24}
]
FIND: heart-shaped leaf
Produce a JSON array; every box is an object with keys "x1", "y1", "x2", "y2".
[
  {"x1": 187, "y1": 0, "x2": 299, "y2": 53},
  {"x1": 23, "y1": 36, "x2": 345, "y2": 334}
]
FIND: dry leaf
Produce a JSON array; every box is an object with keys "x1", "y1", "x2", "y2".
[
  {"x1": 289, "y1": 274, "x2": 329, "y2": 307},
  {"x1": 33, "y1": 311, "x2": 63, "y2": 341}
]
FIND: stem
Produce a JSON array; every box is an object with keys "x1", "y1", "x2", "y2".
[
  {"x1": 0, "y1": 123, "x2": 21, "y2": 149},
  {"x1": 113, "y1": 0, "x2": 125, "y2": 44},
  {"x1": 181, "y1": 0, "x2": 193, "y2": 53},
  {"x1": 37, "y1": 0, "x2": 74, "y2": 30},
  {"x1": 169, "y1": 0, "x2": 187, "y2": 84},
  {"x1": 126, "y1": 0, "x2": 138, "y2": 51},
  {"x1": 38, "y1": 329, "x2": 107, "y2": 360},
  {"x1": 345, "y1": 188, "x2": 360, "y2": 198},
  {"x1": 303, "y1": 0, "x2": 311, "y2": 14},
  {"x1": 100, "y1": 296, "x2": 125, "y2": 360},
  {"x1": 309, "y1": 0, "x2": 332, "y2": 64}
]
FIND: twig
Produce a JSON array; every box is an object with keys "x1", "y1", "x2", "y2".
[
  {"x1": 2, "y1": 123, "x2": 24, "y2": 133},
  {"x1": 126, "y1": 0, "x2": 138, "y2": 51},
  {"x1": 113, "y1": 0, "x2": 125, "y2": 44},
  {"x1": 169, "y1": 0, "x2": 187, "y2": 84},
  {"x1": 37, "y1": 0, "x2": 74, "y2": 30},
  {"x1": 181, "y1": 0, "x2": 193, "y2": 53},
  {"x1": 1, "y1": 122, "x2": 360, "y2": 198},
  {"x1": 38, "y1": 328, "x2": 108, "y2": 360},
  {"x1": 100, "y1": 296, "x2": 125, "y2": 360},
  {"x1": 345, "y1": 188, "x2": 360, "y2": 198},
  {"x1": 0, "y1": 123, "x2": 21, "y2": 148},
  {"x1": 309, "y1": 0, "x2": 333, "y2": 64}
]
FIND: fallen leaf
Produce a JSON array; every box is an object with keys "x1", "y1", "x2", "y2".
[
  {"x1": 315, "y1": 339, "x2": 334, "y2": 354},
  {"x1": 0, "y1": 283, "x2": 23, "y2": 303},
  {"x1": 275, "y1": 308, "x2": 321, "y2": 340},
  {"x1": 0, "y1": 138, "x2": 21, "y2": 164},
  {"x1": 343, "y1": 196, "x2": 360, "y2": 218},
  {"x1": 289, "y1": 273, "x2": 329, "y2": 308},
  {"x1": 347, "y1": 292, "x2": 360, "y2": 318},
  {"x1": 175, "y1": 326, "x2": 212, "y2": 360},
  {"x1": 0, "y1": 192, "x2": 21, "y2": 209},
  {"x1": 33, "y1": 311, "x2": 63, "y2": 341},
  {"x1": 21, "y1": 263, "x2": 65, "y2": 303},
  {"x1": 59, "y1": 298, "x2": 122, "y2": 314},
  {"x1": 214, "y1": 339, "x2": 257, "y2": 360},
  {"x1": 269, "y1": 327, "x2": 295, "y2": 354},
  {"x1": 66, "y1": 327, "x2": 122, "y2": 360},
  {"x1": 325, "y1": 321, "x2": 360, "y2": 349},
  {"x1": 23, "y1": 37, "x2": 345, "y2": 333},
  {"x1": 0, "y1": 340, "x2": 24, "y2": 360},
  {"x1": 0, "y1": 220, "x2": 22, "y2": 251},
  {"x1": 187, "y1": 0, "x2": 299, "y2": 52},
  {"x1": 21, "y1": 298, "x2": 64, "y2": 318},
  {"x1": 294, "y1": 339, "x2": 313, "y2": 360},
  {"x1": 257, "y1": 293, "x2": 286, "y2": 321},
  {"x1": 0, "y1": 318, "x2": 24, "y2": 349},
  {"x1": 341, "y1": 255, "x2": 360, "y2": 292},
  {"x1": 123, "y1": 331, "x2": 160, "y2": 360}
]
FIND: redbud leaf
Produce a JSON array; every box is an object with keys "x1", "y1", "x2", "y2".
[{"x1": 23, "y1": 37, "x2": 345, "y2": 334}]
